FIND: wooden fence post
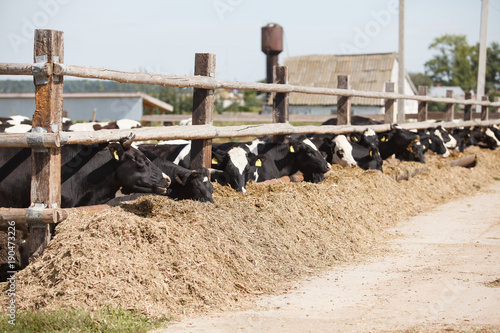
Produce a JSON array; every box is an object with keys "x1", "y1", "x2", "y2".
[
  {"x1": 272, "y1": 65, "x2": 289, "y2": 142},
  {"x1": 24, "y1": 29, "x2": 64, "y2": 267},
  {"x1": 337, "y1": 75, "x2": 351, "y2": 125},
  {"x1": 417, "y1": 86, "x2": 428, "y2": 122},
  {"x1": 191, "y1": 53, "x2": 216, "y2": 170},
  {"x1": 464, "y1": 92, "x2": 472, "y2": 121},
  {"x1": 494, "y1": 97, "x2": 499, "y2": 114},
  {"x1": 384, "y1": 82, "x2": 395, "y2": 124},
  {"x1": 444, "y1": 90, "x2": 454, "y2": 122},
  {"x1": 481, "y1": 96, "x2": 489, "y2": 121}
]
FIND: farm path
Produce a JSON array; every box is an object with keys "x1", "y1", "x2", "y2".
[{"x1": 156, "y1": 183, "x2": 500, "y2": 332}]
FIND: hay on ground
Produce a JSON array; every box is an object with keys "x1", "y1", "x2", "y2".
[{"x1": 1, "y1": 147, "x2": 500, "y2": 319}]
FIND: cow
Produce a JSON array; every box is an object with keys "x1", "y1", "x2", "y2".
[
  {"x1": 322, "y1": 115, "x2": 382, "y2": 126},
  {"x1": 139, "y1": 141, "x2": 254, "y2": 194},
  {"x1": 435, "y1": 125, "x2": 457, "y2": 149},
  {"x1": 0, "y1": 134, "x2": 170, "y2": 208},
  {"x1": 451, "y1": 127, "x2": 477, "y2": 152},
  {"x1": 349, "y1": 128, "x2": 379, "y2": 150},
  {"x1": 378, "y1": 125, "x2": 425, "y2": 163},
  {"x1": 139, "y1": 147, "x2": 215, "y2": 203},
  {"x1": 418, "y1": 129, "x2": 450, "y2": 157},
  {"x1": 92, "y1": 119, "x2": 142, "y2": 131},
  {"x1": 67, "y1": 119, "x2": 140, "y2": 132},
  {"x1": 308, "y1": 134, "x2": 357, "y2": 168},
  {"x1": 490, "y1": 124, "x2": 500, "y2": 141},
  {"x1": 1, "y1": 117, "x2": 71, "y2": 133},
  {"x1": 248, "y1": 136, "x2": 331, "y2": 183},
  {"x1": 350, "y1": 141, "x2": 383, "y2": 171},
  {"x1": 472, "y1": 126, "x2": 500, "y2": 150}
]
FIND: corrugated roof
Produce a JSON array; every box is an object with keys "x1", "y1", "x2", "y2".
[{"x1": 283, "y1": 53, "x2": 396, "y2": 106}]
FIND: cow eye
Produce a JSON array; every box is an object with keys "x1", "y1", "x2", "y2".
[{"x1": 337, "y1": 150, "x2": 344, "y2": 158}]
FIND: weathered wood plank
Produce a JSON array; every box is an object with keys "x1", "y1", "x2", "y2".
[
  {"x1": 190, "y1": 53, "x2": 216, "y2": 169},
  {"x1": 337, "y1": 75, "x2": 351, "y2": 125},
  {"x1": 272, "y1": 66, "x2": 289, "y2": 142},
  {"x1": 444, "y1": 90, "x2": 455, "y2": 122},
  {"x1": 384, "y1": 82, "x2": 395, "y2": 124},
  {"x1": 26, "y1": 29, "x2": 64, "y2": 267},
  {"x1": 417, "y1": 86, "x2": 428, "y2": 122}
]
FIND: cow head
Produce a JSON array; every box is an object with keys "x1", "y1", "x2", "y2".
[
  {"x1": 321, "y1": 135, "x2": 357, "y2": 168},
  {"x1": 379, "y1": 125, "x2": 425, "y2": 162},
  {"x1": 174, "y1": 168, "x2": 214, "y2": 203},
  {"x1": 288, "y1": 137, "x2": 331, "y2": 181},
  {"x1": 436, "y1": 126, "x2": 457, "y2": 149},
  {"x1": 350, "y1": 128, "x2": 379, "y2": 150},
  {"x1": 211, "y1": 146, "x2": 250, "y2": 194},
  {"x1": 109, "y1": 134, "x2": 170, "y2": 195}
]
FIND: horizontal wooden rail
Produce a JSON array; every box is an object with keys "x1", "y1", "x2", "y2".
[
  {"x1": 0, "y1": 63, "x2": 33, "y2": 75},
  {"x1": 0, "y1": 208, "x2": 68, "y2": 224},
  {"x1": 2, "y1": 119, "x2": 500, "y2": 148},
  {"x1": 2, "y1": 62, "x2": 500, "y2": 108}
]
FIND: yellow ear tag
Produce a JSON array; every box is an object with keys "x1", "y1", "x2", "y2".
[
  {"x1": 369, "y1": 150, "x2": 373, "y2": 157},
  {"x1": 255, "y1": 159, "x2": 262, "y2": 167},
  {"x1": 289, "y1": 145, "x2": 295, "y2": 153},
  {"x1": 381, "y1": 136, "x2": 386, "y2": 142},
  {"x1": 423, "y1": 145, "x2": 426, "y2": 149},
  {"x1": 211, "y1": 157, "x2": 218, "y2": 165},
  {"x1": 113, "y1": 150, "x2": 120, "y2": 160},
  {"x1": 353, "y1": 136, "x2": 358, "y2": 141}
]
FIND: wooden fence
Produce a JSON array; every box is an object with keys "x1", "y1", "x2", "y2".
[{"x1": 1, "y1": 29, "x2": 500, "y2": 265}]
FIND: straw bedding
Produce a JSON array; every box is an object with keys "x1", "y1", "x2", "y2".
[{"x1": 1, "y1": 147, "x2": 500, "y2": 319}]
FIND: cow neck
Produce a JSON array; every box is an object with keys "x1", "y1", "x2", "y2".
[{"x1": 273, "y1": 143, "x2": 298, "y2": 177}]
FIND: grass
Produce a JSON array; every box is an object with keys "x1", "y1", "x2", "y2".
[{"x1": 0, "y1": 307, "x2": 171, "y2": 333}]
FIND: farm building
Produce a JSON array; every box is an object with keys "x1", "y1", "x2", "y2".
[
  {"x1": 0, "y1": 91, "x2": 173, "y2": 121},
  {"x1": 262, "y1": 52, "x2": 418, "y2": 118},
  {"x1": 428, "y1": 85, "x2": 469, "y2": 99}
]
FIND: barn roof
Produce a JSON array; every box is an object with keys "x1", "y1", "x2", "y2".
[{"x1": 283, "y1": 52, "x2": 404, "y2": 106}]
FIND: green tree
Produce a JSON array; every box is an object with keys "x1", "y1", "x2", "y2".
[
  {"x1": 424, "y1": 35, "x2": 500, "y2": 96},
  {"x1": 409, "y1": 72, "x2": 433, "y2": 87}
]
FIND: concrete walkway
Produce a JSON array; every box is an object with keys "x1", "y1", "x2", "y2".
[{"x1": 157, "y1": 183, "x2": 500, "y2": 332}]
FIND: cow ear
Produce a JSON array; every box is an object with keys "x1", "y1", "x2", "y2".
[
  {"x1": 323, "y1": 137, "x2": 333, "y2": 145},
  {"x1": 108, "y1": 143, "x2": 124, "y2": 161},
  {"x1": 250, "y1": 154, "x2": 266, "y2": 167},
  {"x1": 212, "y1": 150, "x2": 225, "y2": 165},
  {"x1": 175, "y1": 173, "x2": 188, "y2": 186}
]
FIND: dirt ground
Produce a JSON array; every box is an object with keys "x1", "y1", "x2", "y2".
[{"x1": 158, "y1": 182, "x2": 500, "y2": 332}]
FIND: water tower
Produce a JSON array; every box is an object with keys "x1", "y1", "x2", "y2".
[{"x1": 261, "y1": 23, "x2": 283, "y2": 84}]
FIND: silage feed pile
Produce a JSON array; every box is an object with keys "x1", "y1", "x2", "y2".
[{"x1": 3, "y1": 147, "x2": 500, "y2": 319}]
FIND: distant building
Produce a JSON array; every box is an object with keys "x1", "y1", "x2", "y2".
[
  {"x1": 215, "y1": 89, "x2": 244, "y2": 109},
  {"x1": 428, "y1": 86, "x2": 468, "y2": 99},
  {"x1": 0, "y1": 91, "x2": 173, "y2": 121},
  {"x1": 262, "y1": 52, "x2": 418, "y2": 117}
]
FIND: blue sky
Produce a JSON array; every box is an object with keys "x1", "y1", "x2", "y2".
[{"x1": 1, "y1": 0, "x2": 499, "y2": 82}]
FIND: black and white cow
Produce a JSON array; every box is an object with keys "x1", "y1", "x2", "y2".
[
  {"x1": 418, "y1": 129, "x2": 450, "y2": 157},
  {"x1": 378, "y1": 125, "x2": 425, "y2": 163},
  {"x1": 139, "y1": 148, "x2": 214, "y2": 203},
  {"x1": 451, "y1": 127, "x2": 476, "y2": 152},
  {"x1": 435, "y1": 125, "x2": 457, "y2": 150},
  {"x1": 248, "y1": 136, "x2": 331, "y2": 183},
  {"x1": 349, "y1": 128, "x2": 379, "y2": 150},
  {"x1": 322, "y1": 115, "x2": 382, "y2": 126},
  {"x1": 0, "y1": 134, "x2": 170, "y2": 208},
  {"x1": 308, "y1": 134, "x2": 357, "y2": 168},
  {"x1": 140, "y1": 141, "x2": 254, "y2": 194}
]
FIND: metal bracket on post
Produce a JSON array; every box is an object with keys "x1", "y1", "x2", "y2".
[
  {"x1": 32, "y1": 55, "x2": 59, "y2": 85},
  {"x1": 27, "y1": 127, "x2": 49, "y2": 152},
  {"x1": 32, "y1": 55, "x2": 48, "y2": 85},
  {"x1": 26, "y1": 203, "x2": 47, "y2": 225}
]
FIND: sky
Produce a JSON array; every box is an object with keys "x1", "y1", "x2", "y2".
[{"x1": 1, "y1": 0, "x2": 499, "y2": 83}]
